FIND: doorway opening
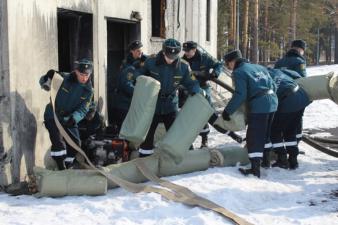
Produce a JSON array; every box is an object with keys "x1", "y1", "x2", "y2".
[
  {"x1": 106, "y1": 19, "x2": 140, "y2": 124},
  {"x1": 57, "y1": 9, "x2": 93, "y2": 74}
]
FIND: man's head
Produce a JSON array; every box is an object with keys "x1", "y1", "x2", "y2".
[
  {"x1": 291, "y1": 39, "x2": 306, "y2": 56},
  {"x1": 162, "y1": 38, "x2": 181, "y2": 64},
  {"x1": 223, "y1": 49, "x2": 242, "y2": 71},
  {"x1": 129, "y1": 40, "x2": 143, "y2": 59},
  {"x1": 183, "y1": 41, "x2": 197, "y2": 59},
  {"x1": 74, "y1": 58, "x2": 93, "y2": 84}
]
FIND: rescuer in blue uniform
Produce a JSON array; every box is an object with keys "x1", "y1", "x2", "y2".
[
  {"x1": 40, "y1": 59, "x2": 94, "y2": 170},
  {"x1": 121, "y1": 40, "x2": 148, "y2": 69},
  {"x1": 275, "y1": 39, "x2": 307, "y2": 145},
  {"x1": 265, "y1": 68, "x2": 311, "y2": 170},
  {"x1": 111, "y1": 66, "x2": 139, "y2": 133},
  {"x1": 275, "y1": 39, "x2": 307, "y2": 77},
  {"x1": 222, "y1": 50, "x2": 278, "y2": 178},
  {"x1": 181, "y1": 41, "x2": 222, "y2": 148},
  {"x1": 135, "y1": 38, "x2": 201, "y2": 157}
]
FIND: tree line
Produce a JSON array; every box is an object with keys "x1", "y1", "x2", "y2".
[{"x1": 217, "y1": 0, "x2": 338, "y2": 65}]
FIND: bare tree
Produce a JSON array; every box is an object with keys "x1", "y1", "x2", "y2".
[
  {"x1": 252, "y1": 0, "x2": 259, "y2": 63},
  {"x1": 229, "y1": 0, "x2": 236, "y2": 48},
  {"x1": 263, "y1": 0, "x2": 270, "y2": 62},
  {"x1": 289, "y1": 0, "x2": 297, "y2": 44},
  {"x1": 242, "y1": 0, "x2": 249, "y2": 58}
]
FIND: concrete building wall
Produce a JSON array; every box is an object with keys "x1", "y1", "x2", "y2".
[
  {"x1": 0, "y1": 0, "x2": 11, "y2": 185},
  {"x1": 147, "y1": 0, "x2": 218, "y2": 56},
  {"x1": 0, "y1": 0, "x2": 218, "y2": 186}
]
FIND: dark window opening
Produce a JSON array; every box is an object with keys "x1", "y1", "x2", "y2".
[
  {"x1": 57, "y1": 9, "x2": 93, "y2": 74},
  {"x1": 106, "y1": 19, "x2": 140, "y2": 124},
  {"x1": 151, "y1": 0, "x2": 166, "y2": 38},
  {"x1": 206, "y1": 0, "x2": 211, "y2": 42}
]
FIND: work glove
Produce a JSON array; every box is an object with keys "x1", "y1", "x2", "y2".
[
  {"x1": 46, "y1": 69, "x2": 55, "y2": 79},
  {"x1": 40, "y1": 70, "x2": 56, "y2": 91},
  {"x1": 63, "y1": 116, "x2": 76, "y2": 127},
  {"x1": 222, "y1": 110, "x2": 231, "y2": 121},
  {"x1": 206, "y1": 68, "x2": 217, "y2": 80},
  {"x1": 85, "y1": 107, "x2": 96, "y2": 121}
]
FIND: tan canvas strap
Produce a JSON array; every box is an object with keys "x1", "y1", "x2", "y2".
[
  {"x1": 50, "y1": 73, "x2": 253, "y2": 225},
  {"x1": 133, "y1": 159, "x2": 253, "y2": 225}
]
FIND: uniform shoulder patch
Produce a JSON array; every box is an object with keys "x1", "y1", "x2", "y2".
[
  {"x1": 190, "y1": 72, "x2": 196, "y2": 80},
  {"x1": 127, "y1": 72, "x2": 134, "y2": 81}
]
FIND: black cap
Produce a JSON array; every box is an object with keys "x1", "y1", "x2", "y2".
[
  {"x1": 162, "y1": 38, "x2": 181, "y2": 60},
  {"x1": 291, "y1": 39, "x2": 306, "y2": 50},
  {"x1": 129, "y1": 40, "x2": 143, "y2": 50},
  {"x1": 223, "y1": 49, "x2": 242, "y2": 62},
  {"x1": 183, "y1": 41, "x2": 197, "y2": 51},
  {"x1": 75, "y1": 58, "x2": 93, "y2": 75}
]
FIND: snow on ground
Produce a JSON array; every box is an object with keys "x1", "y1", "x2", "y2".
[
  {"x1": 1, "y1": 65, "x2": 338, "y2": 225},
  {"x1": 303, "y1": 65, "x2": 338, "y2": 131}
]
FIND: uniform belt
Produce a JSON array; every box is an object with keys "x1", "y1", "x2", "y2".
[
  {"x1": 280, "y1": 85, "x2": 299, "y2": 100},
  {"x1": 249, "y1": 89, "x2": 274, "y2": 101}
]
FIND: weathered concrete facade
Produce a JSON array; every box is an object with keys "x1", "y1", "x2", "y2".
[{"x1": 0, "y1": 0, "x2": 218, "y2": 186}]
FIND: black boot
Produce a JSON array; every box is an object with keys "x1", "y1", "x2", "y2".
[
  {"x1": 200, "y1": 135, "x2": 208, "y2": 148},
  {"x1": 272, "y1": 152, "x2": 288, "y2": 169},
  {"x1": 239, "y1": 158, "x2": 261, "y2": 178},
  {"x1": 139, "y1": 153, "x2": 152, "y2": 158},
  {"x1": 54, "y1": 158, "x2": 66, "y2": 170},
  {"x1": 288, "y1": 154, "x2": 299, "y2": 170},
  {"x1": 261, "y1": 151, "x2": 271, "y2": 168}
]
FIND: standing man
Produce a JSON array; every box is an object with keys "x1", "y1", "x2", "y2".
[
  {"x1": 111, "y1": 66, "x2": 138, "y2": 133},
  {"x1": 121, "y1": 40, "x2": 148, "y2": 70},
  {"x1": 222, "y1": 50, "x2": 278, "y2": 178},
  {"x1": 40, "y1": 59, "x2": 93, "y2": 170},
  {"x1": 182, "y1": 41, "x2": 223, "y2": 147},
  {"x1": 111, "y1": 40, "x2": 148, "y2": 133},
  {"x1": 136, "y1": 38, "x2": 201, "y2": 157},
  {"x1": 275, "y1": 39, "x2": 307, "y2": 144},
  {"x1": 275, "y1": 39, "x2": 307, "y2": 77},
  {"x1": 265, "y1": 68, "x2": 311, "y2": 169}
]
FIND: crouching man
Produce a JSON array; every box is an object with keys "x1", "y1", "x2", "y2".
[
  {"x1": 222, "y1": 50, "x2": 278, "y2": 178},
  {"x1": 40, "y1": 59, "x2": 94, "y2": 170}
]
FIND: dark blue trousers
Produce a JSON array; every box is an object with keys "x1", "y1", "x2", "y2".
[
  {"x1": 270, "y1": 109, "x2": 305, "y2": 157},
  {"x1": 139, "y1": 112, "x2": 177, "y2": 156},
  {"x1": 246, "y1": 112, "x2": 275, "y2": 159},
  {"x1": 44, "y1": 119, "x2": 80, "y2": 164},
  {"x1": 296, "y1": 109, "x2": 305, "y2": 143}
]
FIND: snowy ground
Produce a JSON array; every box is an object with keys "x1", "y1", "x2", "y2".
[{"x1": 1, "y1": 65, "x2": 338, "y2": 225}]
